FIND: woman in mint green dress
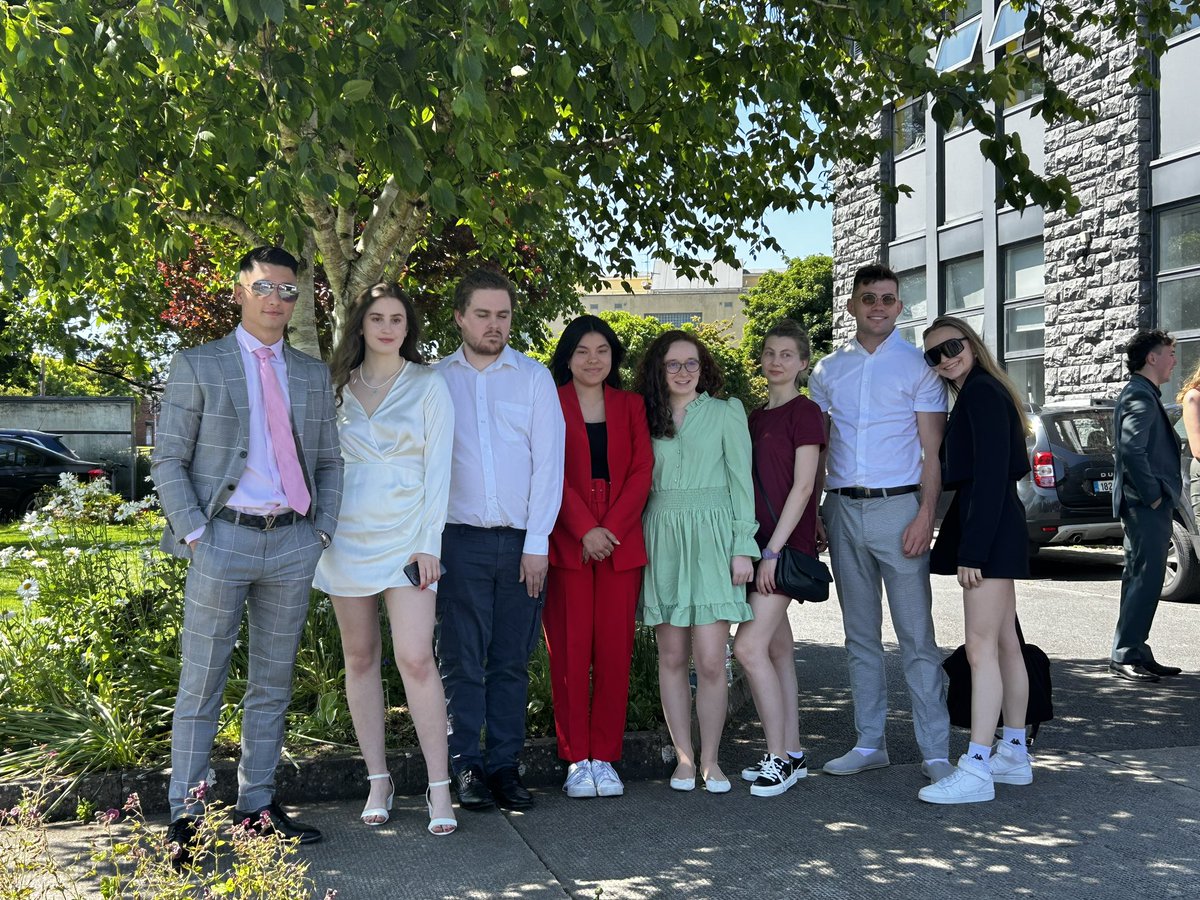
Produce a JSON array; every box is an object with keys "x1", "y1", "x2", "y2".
[{"x1": 635, "y1": 330, "x2": 759, "y2": 794}]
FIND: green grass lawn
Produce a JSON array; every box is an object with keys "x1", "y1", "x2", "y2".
[{"x1": 0, "y1": 521, "x2": 159, "y2": 613}]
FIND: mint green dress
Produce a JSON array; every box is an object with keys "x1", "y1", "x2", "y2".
[{"x1": 641, "y1": 393, "x2": 760, "y2": 626}]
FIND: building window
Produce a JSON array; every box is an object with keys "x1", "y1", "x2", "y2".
[
  {"x1": 894, "y1": 98, "x2": 926, "y2": 155},
  {"x1": 986, "y1": 0, "x2": 1038, "y2": 52},
  {"x1": 1002, "y1": 241, "x2": 1045, "y2": 406},
  {"x1": 654, "y1": 312, "x2": 702, "y2": 327},
  {"x1": 1171, "y1": 0, "x2": 1200, "y2": 35},
  {"x1": 934, "y1": 0, "x2": 983, "y2": 72},
  {"x1": 942, "y1": 255, "x2": 985, "y2": 337},
  {"x1": 896, "y1": 268, "x2": 928, "y2": 347},
  {"x1": 1158, "y1": 202, "x2": 1200, "y2": 398},
  {"x1": 1159, "y1": 5, "x2": 1200, "y2": 157}
]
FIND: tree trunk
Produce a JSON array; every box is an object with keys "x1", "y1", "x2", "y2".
[{"x1": 288, "y1": 230, "x2": 322, "y2": 358}]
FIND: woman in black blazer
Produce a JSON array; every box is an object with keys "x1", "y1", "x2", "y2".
[{"x1": 918, "y1": 315, "x2": 1034, "y2": 806}]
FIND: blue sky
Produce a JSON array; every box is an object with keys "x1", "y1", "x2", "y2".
[{"x1": 733, "y1": 203, "x2": 833, "y2": 270}]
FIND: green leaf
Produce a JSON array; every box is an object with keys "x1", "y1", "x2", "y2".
[
  {"x1": 630, "y1": 8, "x2": 657, "y2": 49},
  {"x1": 222, "y1": 0, "x2": 238, "y2": 28},
  {"x1": 342, "y1": 79, "x2": 373, "y2": 102}
]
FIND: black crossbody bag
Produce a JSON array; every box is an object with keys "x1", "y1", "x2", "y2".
[{"x1": 751, "y1": 466, "x2": 832, "y2": 602}]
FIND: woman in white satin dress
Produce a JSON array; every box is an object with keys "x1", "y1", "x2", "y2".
[{"x1": 314, "y1": 281, "x2": 457, "y2": 834}]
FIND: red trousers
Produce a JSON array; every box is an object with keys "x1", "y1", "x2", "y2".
[{"x1": 544, "y1": 480, "x2": 641, "y2": 763}]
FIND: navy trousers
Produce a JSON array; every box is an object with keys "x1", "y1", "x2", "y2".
[
  {"x1": 1112, "y1": 500, "x2": 1173, "y2": 664},
  {"x1": 437, "y1": 524, "x2": 545, "y2": 775}
]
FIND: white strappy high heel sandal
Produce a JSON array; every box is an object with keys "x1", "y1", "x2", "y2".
[
  {"x1": 426, "y1": 778, "x2": 457, "y2": 836},
  {"x1": 361, "y1": 773, "x2": 394, "y2": 826}
]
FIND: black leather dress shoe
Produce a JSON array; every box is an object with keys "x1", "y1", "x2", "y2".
[
  {"x1": 1143, "y1": 660, "x2": 1183, "y2": 677},
  {"x1": 488, "y1": 768, "x2": 534, "y2": 810},
  {"x1": 165, "y1": 816, "x2": 198, "y2": 870},
  {"x1": 454, "y1": 766, "x2": 495, "y2": 810},
  {"x1": 1109, "y1": 661, "x2": 1160, "y2": 683},
  {"x1": 231, "y1": 801, "x2": 322, "y2": 844}
]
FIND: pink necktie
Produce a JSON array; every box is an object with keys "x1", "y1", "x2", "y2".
[{"x1": 253, "y1": 346, "x2": 311, "y2": 516}]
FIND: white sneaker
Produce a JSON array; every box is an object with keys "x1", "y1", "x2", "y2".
[
  {"x1": 822, "y1": 747, "x2": 890, "y2": 776},
  {"x1": 590, "y1": 760, "x2": 625, "y2": 797},
  {"x1": 990, "y1": 741, "x2": 1034, "y2": 786},
  {"x1": 563, "y1": 760, "x2": 597, "y2": 798},
  {"x1": 918, "y1": 756, "x2": 994, "y2": 805}
]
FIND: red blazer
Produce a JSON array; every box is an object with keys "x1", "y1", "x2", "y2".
[{"x1": 549, "y1": 383, "x2": 652, "y2": 572}]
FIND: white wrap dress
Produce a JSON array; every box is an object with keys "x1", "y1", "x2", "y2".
[{"x1": 313, "y1": 363, "x2": 454, "y2": 596}]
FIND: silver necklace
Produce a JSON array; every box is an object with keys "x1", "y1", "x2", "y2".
[{"x1": 356, "y1": 363, "x2": 403, "y2": 393}]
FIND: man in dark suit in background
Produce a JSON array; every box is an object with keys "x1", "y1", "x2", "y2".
[
  {"x1": 1109, "y1": 329, "x2": 1185, "y2": 683},
  {"x1": 152, "y1": 247, "x2": 343, "y2": 864}
]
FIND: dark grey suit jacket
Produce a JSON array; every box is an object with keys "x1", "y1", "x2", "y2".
[
  {"x1": 1112, "y1": 373, "x2": 1182, "y2": 518},
  {"x1": 151, "y1": 331, "x2": 344, "y2": 558}
]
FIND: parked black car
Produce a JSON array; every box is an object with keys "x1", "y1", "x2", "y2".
[
  {"x1": 0, "y1": 431, "x2": 109, "y2": 518},
  {"x1": 1016, "y1": 401, "x2": 1199, "y2": 602}
]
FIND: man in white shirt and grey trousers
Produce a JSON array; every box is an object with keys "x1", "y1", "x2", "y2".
[
  {"x1": 808, "y1": 263, "x2": 953, "y2": 783},
  {"x1": 434, "y1": 268, "x2": 566, "y2": 812}
]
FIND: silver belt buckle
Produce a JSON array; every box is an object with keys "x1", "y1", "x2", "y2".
[{"x1": 262, "y1": 512, "x2": 277, "y2": 531}]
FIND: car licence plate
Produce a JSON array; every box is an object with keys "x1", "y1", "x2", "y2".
[{"x1": 1094, "y1": 479, "x2": 1113, "y2": 493}]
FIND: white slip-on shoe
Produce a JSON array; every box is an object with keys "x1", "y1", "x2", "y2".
[
  {"x1": 563, "y1": 760, "x2": 597, "y2": 799},
  {"x1": 918, "y1": 756, "x2": 995, "y2": 804},
  {"x1": 822, "y1": 748, "x2": 890, "y2": 776},
  {"x1": 990, "y1": 741, "x2": 1034, "y2": 786}
]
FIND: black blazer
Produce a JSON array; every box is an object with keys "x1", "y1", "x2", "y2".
[
  {"x1": 1112, "y1": 373, "x2": 1182, "y2": 517},
  {"x1": 940, "y1": 367, "x2": 1030, "y2": 567}
]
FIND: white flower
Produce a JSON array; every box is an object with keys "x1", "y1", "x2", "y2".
[
  {"x1": 31, "y1": 617, "x2": 53, "y2": 628},
  {"x1": 63, "y1": 547, "x2": 81, "y2": 561},
  {"x1": 17, "y1": 578, "x2": 40, "y2": 602},
  {"x1": 30, "y1": 558, "x2": 48, "y2": 569},
  {"x1": 57, "y1": 472, "x2": 79, "y2": 488},
  {"x1": 18, "y1": 549, "x2": 37, "y2": 560},
  {"x1": 47, "y1": 642, "x2": 61, "y2": 652},
  {"x1": 0, "y1": 547, "x2": 15, "y2": 568},
  {"x1": 30, "y1": 525, "x2": 54, "y2": 539}
]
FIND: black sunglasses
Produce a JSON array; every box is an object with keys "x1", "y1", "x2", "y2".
[{"x1": 923, "y1": 337, "x2": 966, "y2": 368}]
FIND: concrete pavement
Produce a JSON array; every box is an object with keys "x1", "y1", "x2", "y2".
[{"x1": 34, "y1": 548, "x2": 1200, "y2": 898}]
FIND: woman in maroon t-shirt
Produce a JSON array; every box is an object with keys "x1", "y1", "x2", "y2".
[{"x1": 732, "y1": 319, "x2": 826, "y2": 798}]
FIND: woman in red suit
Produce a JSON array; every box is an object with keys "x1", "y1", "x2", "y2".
[{"x1": 546, "y1": 315, "x2": 653, "y2": 800}]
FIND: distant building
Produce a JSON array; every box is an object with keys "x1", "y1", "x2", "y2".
[
  {"x1": 832, "y1": 0, "x2": 1200, "y2": 406},
  {"x1": 571, "y1": 260, "x2": 771, "y2": 341}
]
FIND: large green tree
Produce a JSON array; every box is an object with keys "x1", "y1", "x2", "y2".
[
  {"x1": 740, "y1": 254, "x2": 834, "y2": 363},
  {"x1": 1, "y1": 1, "x2": 1196, "y2": 362}
]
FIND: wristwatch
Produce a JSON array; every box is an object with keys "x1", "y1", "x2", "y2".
[
  {"x1": 761, "y1": 548, "x2": 782, "y2": 560},
  {"x1": 316, "y1": 529, "x2": 332, "y2": 549}
]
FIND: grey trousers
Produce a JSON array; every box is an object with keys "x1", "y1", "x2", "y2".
[
  {"x1": 823, "y1": 492, "x2": 949, "y2": 761},
  {"x1": 169, "y1": 516, "x2": 323, "y2": 820}
]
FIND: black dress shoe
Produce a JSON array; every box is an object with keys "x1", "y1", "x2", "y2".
[
  {"x1": 488, "y1": 768, "x2": 534, "y2": 810},
  {"x1": 454, "y1": 766, "x2": 495, "y2": 810},
  {"x1": 1143, "y1": 660, "x2": 1183, "y2": 677},
  {"x1": 231, "y1": 801, "x2": 322, "y2": 844},
  {"x1": 1109, "y1": 661, "x2": 1160, "y2": 683},
  {"x1": 165, "y1": 816, "x2": 198, "y2": 870}
]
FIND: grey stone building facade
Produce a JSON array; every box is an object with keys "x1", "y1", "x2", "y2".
[{"x1": 832, "y1": 0, "x2": 1200, "y2": 405}]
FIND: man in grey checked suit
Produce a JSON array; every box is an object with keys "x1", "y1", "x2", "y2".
[
  {"x1": 152, "y1": 246, "x2": 343, "y2": 863},
  {"x1": 1109, "y1": 329, "x2": 1185, "y2": 683}
]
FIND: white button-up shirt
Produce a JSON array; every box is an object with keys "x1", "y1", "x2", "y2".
[
  {"x1": 434, "y1": 344, "x2": 566, "y2": 555},
  {"x1": 808, "y1": 329, "x2": 946, "y2": 490}
]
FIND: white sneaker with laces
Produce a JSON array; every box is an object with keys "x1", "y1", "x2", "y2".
[
  {"x1": 990, "y1": 741, "x2": 1034, "y2": 785},
  {"x1": 590, "y1": 760, "x2": 625, "y2": 797},
  {"x1": 918, "y1": 755, "x2": 995, "y2": 805},
  {"x1": 563, "y1": 760, "x2": 597, "y2": 798}
]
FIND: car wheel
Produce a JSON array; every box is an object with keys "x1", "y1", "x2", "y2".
[
  {"x1": 1161, "y1": 519, "x2": 1200, "y2": 603},
  {"x1": 17, "y1": 490, "x2": 46, "y2": 518}
]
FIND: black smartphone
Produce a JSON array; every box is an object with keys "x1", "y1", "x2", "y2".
[{"x1": 404, "y1": 560, "x2": 447, "y2": 586}]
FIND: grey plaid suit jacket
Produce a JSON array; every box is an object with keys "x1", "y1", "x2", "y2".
[{"x1": 151, "y1": 331, "x2": 344, "y2": 558}]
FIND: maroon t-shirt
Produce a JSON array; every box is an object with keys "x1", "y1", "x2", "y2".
[{"x1": 749, "y1": 395, "x2": 826, "y2": 557}]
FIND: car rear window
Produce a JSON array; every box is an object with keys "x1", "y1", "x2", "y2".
[{"x1": 1045, "y1": 410, "x2": 1114, "y2": 455}]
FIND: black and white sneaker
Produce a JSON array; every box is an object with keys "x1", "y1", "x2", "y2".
[
  {"x1": 750, "y1": 755, "x2": 796, "y2": 797},
  {"x1": 741, "y1": 753, "x2": 771, "y2": 783},
  {"x1": 788, "y1": 751, "x2": 808, "y2": 780}
]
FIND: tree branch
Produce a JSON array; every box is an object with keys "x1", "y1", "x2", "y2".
[
  {"x1": 348, "y1": 189, "x2": 428, "y2": 301},
  {"x1": 168, "y1": 208, "x2": 267, "y2": 247}
]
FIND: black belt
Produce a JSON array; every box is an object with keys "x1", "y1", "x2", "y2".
[
  {"x1": 831, "y1": 484, "x2": 920, "y2": 500},
  {"x1": 215, "y1": 508, "x2": 304, "y2": 530}
]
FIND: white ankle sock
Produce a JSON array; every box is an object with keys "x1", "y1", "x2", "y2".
[
  {"x1": 1001, "y1": 727, "x2": 1028, "y2": 755},
  {"x1": 788, "y1": 751, "x2": 807, "y2": 761},
  {"x1": 966, "y1": 742, "x2": 991, "y2": 770}
]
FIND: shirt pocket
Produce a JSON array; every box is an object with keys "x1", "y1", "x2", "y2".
[{"x1": 494, "y1": 401, "x2": 531, "y2": 445}]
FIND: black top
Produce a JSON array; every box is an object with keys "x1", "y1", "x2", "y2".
[{"x1": 585, "y1": 421, "x2": 610, "y2": 481}]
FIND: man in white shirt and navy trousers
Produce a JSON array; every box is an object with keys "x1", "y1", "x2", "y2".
[
  {"x1": 808, "y1": 263, "x2": 952, "y2": 783},
  {"x1": 434, "y1": 268, "x2": 566, "y2": 810}
]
